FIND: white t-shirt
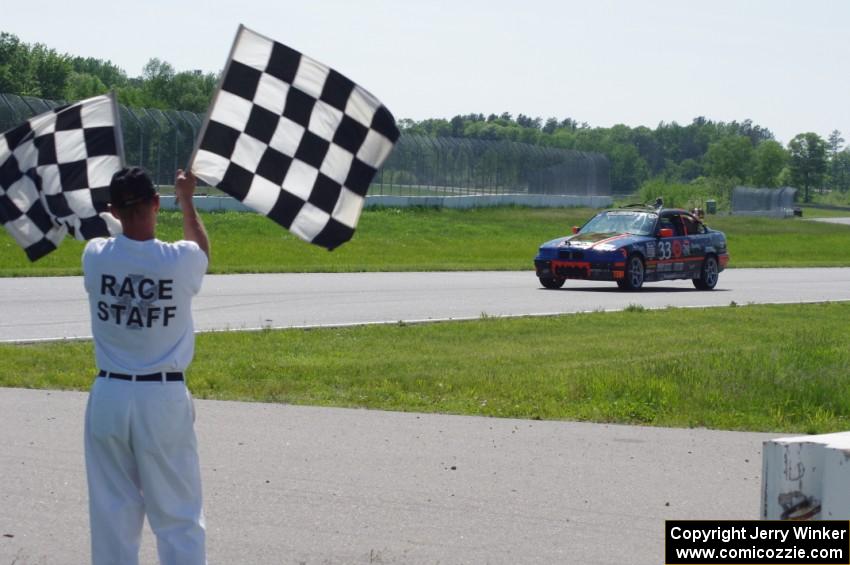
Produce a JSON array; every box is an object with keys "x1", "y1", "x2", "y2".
[{"x1": 82, "y1": 235, "x2": 208, "y2": 374}]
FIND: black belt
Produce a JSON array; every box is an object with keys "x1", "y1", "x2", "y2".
[{"x1": 98, "y1": 369, "x2": 184, "y2": 382}]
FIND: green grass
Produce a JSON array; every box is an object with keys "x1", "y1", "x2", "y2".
[
  {"x1": 3, "y1": 302, "x2": 850, "y2": 434},
  {"x1": 799, "y1": 204, "x2": 850, "y2": 218},
  {"x1": 2, "y1": 206, "x2": 850, "y2": 276},
  {"x1": 707, "y1": 215, "x2": 850, "y2": 267},
  {"x1": 811, "y1": 190, "x2": 850, "y2": 208},
  {"x1": 0, "y1": 207, "x2": 593, "y2": 276}
]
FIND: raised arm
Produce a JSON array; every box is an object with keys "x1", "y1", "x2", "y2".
[{"x1": 174, "y1": 169, "x2": 210, "y2": 259}]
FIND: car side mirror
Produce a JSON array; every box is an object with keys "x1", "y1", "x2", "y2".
[
  {"x1": 572, "y1": 226, "x2": 580, "y2": 234},
  {"x1": 658, "y1": 228, "x2": 674, "y2": 238}
]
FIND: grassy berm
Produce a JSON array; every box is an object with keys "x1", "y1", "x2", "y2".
[
  {"x1": 2, "y1": 302, "x2": 849, "y2": 434},
  {"x1": 1, "y1": 207, "x2": 849, "y2": 276}
]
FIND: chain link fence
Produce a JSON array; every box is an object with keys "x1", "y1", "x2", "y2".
[
  {"x1": 1, "y1": 92, "x2": 203, "y2": 188},
  {"x1": 117, "y1": 105, "x2": 202, "y2": 187},
  {"x1": 731, "y1": 186, "x2": 798, "y2": 217},
  {"x1": 373, "y1": 134, "x2": 610, "y2": 196},
  {"x1": 2, "y1": 93, "x2": 611, "y2": 197}
]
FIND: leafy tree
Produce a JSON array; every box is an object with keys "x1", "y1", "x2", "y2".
[
  {"x1": 0, "y1": 32, "x2": 33, "y2": 94},
  {"x1": 830, "y1": 149, "x2": 850, "y2": 193},
  {"x1": 115, "y1": 84, "x2": 148, "y2": 109},
  {"x1": 654, "y1": 121, "x2": 686, "y2": 163},
  {"x1": 788, "y1": 132, "x2": 827, "y2": 202},
  {"x1": 138, "y1": 58, "x2": 176, "y2": 108},
  {"x1": 827, "y1": 129, "x2": 844, "y2": 156},
  {"x1": 665, "y1": 158, "x2": 702, "y2": 182},
  {"x1": 679, "y1": 159, "x2": 703, "y2": 182},
  {"x1": 26, "y1": 43, "x2": 72, "y2": 98},
  {"x1": 0, "y1": 33, "x2": 216, "y2": 113},
  {"x1": 608, "y1": 144, "x2": 649, "y2": 192},
  {"x1": 547, "y1": 128, "x2": 577, "y2": 149},
  {"x1": 558, "y1": 117, "x2": 580, "y2": 131},
  {"x1": 750, "y1": 140, "x2": 787, "y2": 188},
  {"x1": 631, "y1": 126, "x2": 664, "y2": 175},
  {"x1": 169, "y1": 70, "x2": 217, "y2": 113},
  {"x1": 64, "y1": 72, "x2": 108, "y2": 100},
  {"x1": 827, "y1": 130, "x2": 845, "y2": 190},
  {"x1": 729, "y1": 119, "x2": 774, "y2": 145},
  {"x1": 705, "y1": 135, "x2": 753, "y2": 181},
  {"x1": 450, "y1": 115, "x2": 464, "y2": 136},
  {"x1": 0, "y1": 33, "x2": 72, "y2": 97},
  {"x1": 396, "y1": 118, "x2": 417, "y2": 131},
  {"x1": 517, "y1": 126, "x2": 540, "y2": 144},
  {"x1": 69, "y1": 56, "x2": 127, "y2": 88},
  {"x1": 516, "y1": 114, "x2": 541, "y2": 129}
]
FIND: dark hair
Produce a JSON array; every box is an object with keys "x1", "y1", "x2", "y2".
[{"x1": 109, "y1": 167, "x2": 157, "y2": 209}]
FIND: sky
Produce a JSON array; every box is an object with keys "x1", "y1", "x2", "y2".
[{"x1": 4, "y1": 0, "x2": 849, "y2": 145}]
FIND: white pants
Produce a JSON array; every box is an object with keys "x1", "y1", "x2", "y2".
[{"x1": 85, "y1": 376, "x2": 206, "y2": 565}]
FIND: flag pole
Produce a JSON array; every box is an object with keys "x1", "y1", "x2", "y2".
[
  {"x1": 108, "y1": 91, "x2": 127, "y2": 168},
  {"x1": 186, "y1": 23, "x2": 246, "y2": 173}
]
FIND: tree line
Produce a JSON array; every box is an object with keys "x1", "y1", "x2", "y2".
[
  {"x1": 401, "y1": 114, "x2": 849, "y2": 201},
  {"x1": 2, "y1": 31, "x2": 848, "y2": 200},
  {"x1": 0, "y1": 32, "x2": 216, "y2": 113}
]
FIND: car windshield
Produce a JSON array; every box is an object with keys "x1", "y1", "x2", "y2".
[{"x1": 581, "y1": 210, "x2": 657, "y2": 236}]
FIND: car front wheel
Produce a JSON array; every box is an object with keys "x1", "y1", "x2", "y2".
[
  {"x1": 539, "y1": 276, "x2": 566, "y2": 289},
  {"x1": 693, "y1": 255, "x2": 719, "y2": 290},
  {"x1": 617, "y1": 255, "x2": 645, "y2": 291}
]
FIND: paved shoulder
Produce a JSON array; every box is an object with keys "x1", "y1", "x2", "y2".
[{"x1": 0, "y1": 387, "x2": 776, "y2": 564}]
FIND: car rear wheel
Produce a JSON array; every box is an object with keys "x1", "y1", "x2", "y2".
[
  {"x1": 617, "y1": 254, "x2": 645, "y2": 291},
  {"x1": 539, "y1": 276, "x2": 566, "y2": 289},
  {"x1": 693, "y1": 255, "x2": 719, "y2": 290}
]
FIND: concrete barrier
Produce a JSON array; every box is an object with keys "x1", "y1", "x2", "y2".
[
  {"x1": 363, "y1": 194, "x2": 613, "y2": 209},
  {"x1": 761, "y1": 433, "x2": 850, "y2": 519},
  {"x1": 732, "y1": 209, "x2": 796, "y2": 218},
  {"x1": 160, "y1": 196, "x2": 250, "y2": 212},
  {"x1": 159, "y1": 194, "x2": 613, "y2": 212}
]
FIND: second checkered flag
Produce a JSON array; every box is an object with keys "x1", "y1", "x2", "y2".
[
  {"x1": 191, "y1": 25, "x2": 400, "y2": 250},
  {"x1": 0, "y1": 93, "x2": 123, "y2": 261}
]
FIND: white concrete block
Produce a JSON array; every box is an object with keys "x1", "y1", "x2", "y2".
[
  {"x1": 822, "y1": 447, "x2": 850, "y2": 519},
  {"x1": 762, "y1": 433, "x2": 850, "y2": 520}
]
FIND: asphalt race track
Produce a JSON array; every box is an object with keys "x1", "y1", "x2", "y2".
[
  {"x1": 1, "y1": 268, "x2": 845, "y2": 563},
  {"x1": 1, "y1": 267, "x2": 850, "y2": 342}
]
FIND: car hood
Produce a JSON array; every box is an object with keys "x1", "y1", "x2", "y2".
[{"x1": 542, "y1": 232, "x2": 647, "y2": 250}]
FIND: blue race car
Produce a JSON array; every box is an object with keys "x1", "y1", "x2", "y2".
[{"x1": 534, "y1": 203, "x2": 729, "y2": 291}]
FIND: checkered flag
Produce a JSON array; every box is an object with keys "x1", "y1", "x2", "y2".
[
  {"x1": 191, "y1": 25, "x2": 400, "y2": 250},
  {"x1": 0, "y1": 93, "x2": 123, "y2": 261}
]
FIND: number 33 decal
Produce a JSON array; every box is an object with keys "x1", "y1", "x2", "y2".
[{"x1": 658, "y1": 241, "x2": 672, "y2": 260}]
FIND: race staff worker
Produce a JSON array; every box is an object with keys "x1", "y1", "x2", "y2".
[{"x1": 82, "y1": 167, "x2": 210, "y2": 565}]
